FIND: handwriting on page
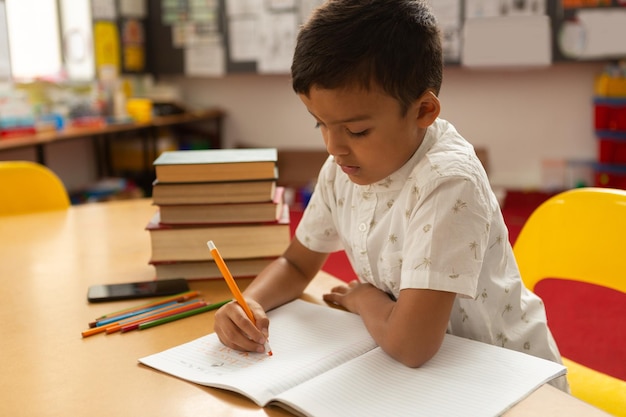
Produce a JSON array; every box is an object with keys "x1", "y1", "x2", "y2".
[{"x1": 164, "y1": 337, "x2": 270, "y2": 377}]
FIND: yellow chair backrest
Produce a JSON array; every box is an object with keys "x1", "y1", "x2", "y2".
[
  {"x1": 513, "y1": 187, "x2": 626, "y2": 416},
  {"x1": 0, "y1": 161, "x2": 70, "y2": 215}
]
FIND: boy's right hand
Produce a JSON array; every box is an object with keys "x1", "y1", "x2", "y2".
[{"x1": 213, "y1": 299, "x2": 270, "y2": 354}]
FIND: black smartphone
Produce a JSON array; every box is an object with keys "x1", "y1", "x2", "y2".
[{"x1": 87, "y1": 278, "x2": 190, "y2": 303}]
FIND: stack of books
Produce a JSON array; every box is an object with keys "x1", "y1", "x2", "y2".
[{"x1": 147, "y1": 148, "x2": 290, "y2": 280}]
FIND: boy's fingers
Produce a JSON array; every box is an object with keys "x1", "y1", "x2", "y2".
[
  {"x1": 247, "y1": 300, "x2": 271, "y2": 339},
  {"x1": 329, "y1": 284, "x2": 349, "y2": 294},
  {"x1": 322, "y1": 291, "x2": 342, "y2": 306},
  {"x1": 230, "y1": 307, "x2": 265, "y2": 343},
  {"x1": 217, "y1": 316, "x2": 266, "y2": 352},
  {"x1": 215, "y1": 299, "x2": 270, "y2": 353}
]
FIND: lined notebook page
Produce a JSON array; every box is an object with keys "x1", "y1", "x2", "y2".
[
  {"x1": 274, "y1": 334, "x2": 567, "y2": 417},
  {"x1": 139, "y1": 300, "x2": 376, "y2": 406}
]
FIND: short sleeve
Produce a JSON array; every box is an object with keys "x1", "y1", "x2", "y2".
[
  {"x1": 294, "y1": 158, "x2": 345, "y2": 253},
  {"x1": 399, "y1": 176, "x2": 493, "y2": 298}
]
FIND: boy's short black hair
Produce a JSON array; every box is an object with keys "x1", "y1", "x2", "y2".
[{"x1": 291, "y1": 0, "x2": 443, "y2": 115}]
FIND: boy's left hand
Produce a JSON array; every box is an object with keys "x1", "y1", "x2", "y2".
[{"x1": 323, "y1": 280, "x2": 383, "y2": 314}]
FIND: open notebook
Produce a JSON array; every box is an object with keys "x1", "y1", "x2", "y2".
[{"x1": 139, "y1": 299, "x2": 566, "y2": 417}]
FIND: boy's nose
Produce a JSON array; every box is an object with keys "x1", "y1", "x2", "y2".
[{"x1": 324, "y1": 130, "x2": 349, "y2": 157}]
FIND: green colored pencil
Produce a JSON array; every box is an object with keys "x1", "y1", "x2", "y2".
[{"x1": 138, "y1": 299, "x2": 231, "y2": 330}]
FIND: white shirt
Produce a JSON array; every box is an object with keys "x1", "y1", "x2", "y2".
[{"x1": 296, "y1": 118, "x2": 567, "y2": 390}]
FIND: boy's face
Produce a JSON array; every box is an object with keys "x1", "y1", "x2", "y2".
[{"x1": 299, "y1": 85, "x2": 427, "y2": 186}]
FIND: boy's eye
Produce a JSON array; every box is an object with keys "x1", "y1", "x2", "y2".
[
  {"x1": 313, "y1": 122, "x2": 368, "y2": 137},
  {"x1": 347, "y1": 128, "x2": 369, "y2": 137}
]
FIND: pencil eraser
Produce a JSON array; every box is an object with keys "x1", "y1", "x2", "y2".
[{"x1": 207, "y1": 241, "x2": 215, "y2": 250}]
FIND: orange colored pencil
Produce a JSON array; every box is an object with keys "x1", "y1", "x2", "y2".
[
  {"x1": 207, "y1": 240, "x2": 272, "y2": 356},
  {"x1": 82, "y1": 325, "x2": 114, "y2": 338}
]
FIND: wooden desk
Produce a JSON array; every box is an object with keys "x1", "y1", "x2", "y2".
[{"x1": 0, "y1": 199, "x2": 609, "y2": 417}]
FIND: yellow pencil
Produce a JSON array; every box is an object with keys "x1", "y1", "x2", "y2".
[{"x1": 207, "y1": 240, "x2": 272, "y2": 356}]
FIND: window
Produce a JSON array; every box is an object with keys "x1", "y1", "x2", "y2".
[{"x1": 5, "y1": 0, "x2": 62, "y2": 80}]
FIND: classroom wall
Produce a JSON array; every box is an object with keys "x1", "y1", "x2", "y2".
[
  {"x1": 2, "y1": 61, "x2": 605, "y2": 191},
  {"x1": 168, "y1": 61, "x2": 605, "y2": 189}
]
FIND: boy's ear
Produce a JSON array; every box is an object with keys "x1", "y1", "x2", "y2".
[{"x1": 414, "y1": 90, "x2": 440, "y2": 128}]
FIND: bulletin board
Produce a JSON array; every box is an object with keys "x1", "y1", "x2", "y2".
[
  {"x1": 144, "y1": 0, "x2": 626, "y2": 78},
  {"x1": 146, "y1": 0, "x2": 314, "y2": 77},
  {"x1": 146, "y1": 0, "x2": 184, "y2": 75}
]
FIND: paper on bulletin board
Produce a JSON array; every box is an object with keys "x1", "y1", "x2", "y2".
[
  {"x1": 184, "y1": 37, "x2": 225, "y2": 77},
  {"x1": 119, "y1": 0, "x2": 146, "y2": 18},
  {"x1": 256, "y1": 10, "x2": 298, "y2": 74},
  {"x1": 465, "y1": 0, "x2": 500, "y2": 18},
  {"x1": 224, "y1": 0, "x2": 320, "y2": 70},
  {"x1": 123, "y1": 44, "x2": 145, "y2": 72},
  {"x1": 228, "y1": 17, "x2": 259, "y2": 62},
  {"x1": 462, "y1": 15, "x2": 551, "y2": 67},
  {"x1": 189, "y1": 0, "x2": 219, "y2": 22},
  {"x1": 267, "y1": 0, "x2": 297, "y2": 10},
  {"x1": 92, "y1": 0, "x2": 117, "y2": 20},
  {"x1": 162, "y1": 0, "x2": 189, "y2": 25},
  {"x1": 465, "y1": 0, "x2": 546, "y2": 18},
  {"x1": 226, "y1": 0, "x2": 264, "y2": 16},
  {"x1": 172, "y1": 21, "x2": 219, "y2": 48},
  {"x1": 428, "y1": 0, "x2": 462, "y2": 62},
  {"x1": 299, "y1": 0, "x2": 324, "y2": 23},
  {"x1": 558, "y1": 9, "x2": 626, "y2": 60},
  {"x1": 59, "y1": 0, "x2": 95, "y2": 81},
  {"x1": 94, "y1": 21, "x2": 121, "y2": 74},
  {"x1": 463, "y1": 0, "x2": 547, "y2": 66},
  {"x1": 226, "y1": 0, "x2": 263, "y2": 62}
]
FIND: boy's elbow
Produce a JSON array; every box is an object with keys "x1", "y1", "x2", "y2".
[
  {"x1": 383, "y1": 336, "x2": 444, "y2": 368},
  {"x1": 391, "y1": 349, "x2": 435, "y2": 369}
]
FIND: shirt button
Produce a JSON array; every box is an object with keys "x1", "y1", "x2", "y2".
[{"x1": 358, "y1": 223, "x2": 367, "y2": 232}]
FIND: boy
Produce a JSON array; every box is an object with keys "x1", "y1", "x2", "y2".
[{"x1": 214, "y1": 0, "x2": 568, "y2": 391}]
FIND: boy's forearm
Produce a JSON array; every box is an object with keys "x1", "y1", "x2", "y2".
[
  {"x1": 355, "y1": 287, "x2": 454, "y2": 368},
  {"x1": 243, "y1": 256, "x2": 312, "y2": 312}
]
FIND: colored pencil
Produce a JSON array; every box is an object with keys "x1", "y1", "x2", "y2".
[
  {"x1": 119, "y1": 300, "x2": 209, "y2": 333},
  {"x1": 82, "y1": 324, "x2": 113, "y2": 338},
  {"x1": 107, "y1": 300, "x2": 207, "y2": 334},
  {"x1": 95, "y1": 301, "x2": 179, "y2": 327},
  {"x1": 138, "y1": 299, "x2": 232, "y2": 331},
  {"x1": 91, "y1": 290, "x2": 200, "y2": 324},
  {"x1": 112, "y1": 299, "x2": 203, "y2": 332},
  {"x1": 207, "y1": 240, "x2": 273, "y2": 356},
  {"x1": 82, "y1": 299, "x2": 201, "y2": 338}
]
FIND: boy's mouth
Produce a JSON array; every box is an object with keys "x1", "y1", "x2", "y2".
[{"x1": 339, "y1": 164, "x2": 360, "y2": 176}]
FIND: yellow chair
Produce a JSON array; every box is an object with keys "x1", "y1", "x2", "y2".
[
  {"x1": 513, "y1": 187, "x2": 626, "y2": 416},
  {"x1": 0, "y1": 161, "x2": 70, "y2": 215}
]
